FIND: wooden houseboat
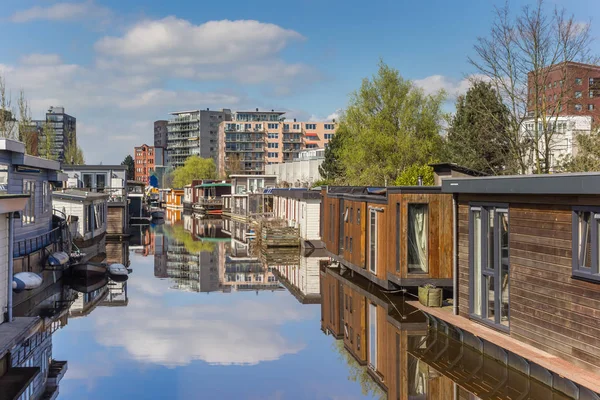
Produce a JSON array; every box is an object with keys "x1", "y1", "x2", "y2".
[
  {"x1": 321, "y1": 185, "x2": 453, "y2": 289},
  {"x1": 321, "y1": 263, "x2": 574, "y2": 400},
  {"x1": 127, "y1": 180, "x2": 147, "y2": 222},
  {"x1": 222, "y1": 175, "x2": 276, "y2": 222},
  {"x1": 52, "y1": 189, "x2": 108, "y2": 258},
  {"x1": 165, "y1": 188, "x2": 184, "y2": 209},
  {"x1": 272, "y1": 188, "x2": 322, "y2": 247},
  {"x1": 193, "y1": 181, "x2": 231, "y2": 216},
  {"x1": 407, "y1": 172, "x2": 600, "y2": 396},
  {"x1": 63, "y1": 165, "x2": 128, "y2": 237}
]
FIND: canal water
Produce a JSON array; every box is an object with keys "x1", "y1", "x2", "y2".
[{"x1": 24, "y1": 214, "x2": 574, "y2": 399}]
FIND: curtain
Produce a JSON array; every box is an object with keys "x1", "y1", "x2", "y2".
[{"x1": 408, "y1": 205, "x2": 428, "y2": 273}]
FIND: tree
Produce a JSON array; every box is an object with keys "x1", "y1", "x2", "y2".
[
  {"x1": 558, "y1": 131, "x2": 600, "y2": 172},
  {"x1": 39, "y1": 121, "x2": 56, "y2": 160},
  {"x1": 318, "y1": 125, "x2": 346, "y2": 183},
  {"x1": 445, "y1": 81, "x2": 512, "y2": 175},
  {"x1": 0, "y1": 76, "x2": 17, "y2": 139},
  {"x1": 172, "y1": 156, "x2": 216, "y2": 188},
  {"x1": 338, "y1": 61, "x2": 446, "y2": 186},
  {"x1": 121, "y1": 155, "x2": 135, "y2": 180},
  {"x1": 17, "y1": 90, "x2": 37, "y2": 155},
  {"x1": 469, "y1": 0, "x2": 595, "y2": 174},
  {"x1": 63, "y1": 129, "x2": 85, "y2": 165},
  {"x1": 394, "y1": 164, "x2": 435, "y2": 186},
  {"x1": 224, "y1": 153, "x2": 243, "y2": 177},
  {"x1": 333, "y1": 340, "x2": 385, "y2": 399}
]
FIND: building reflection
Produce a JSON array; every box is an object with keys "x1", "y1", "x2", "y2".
[
  {"x1": 320, "y1": 264, "x2": 573, "y2": 400},
  {"x1": 146, "y1": 213, "x2": 283, "y2": 294},
  {"x1": 269, "y1": 247, "x2": 326, "y2": 304},
  {"x1": 0, "y1": 239, "x2": 130, "y2": 399}
]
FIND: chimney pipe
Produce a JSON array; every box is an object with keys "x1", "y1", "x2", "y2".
[
  {"x1": 294, "y1": 118, "x2": 296, "y2": 122},
  {"x1": 256, "y1": 108, "x2": 259, "y2": 112},
  {"x1": 207, "y1": 108, "x2": 209, "y2": 111},
  {"x1": 417, "y1": 176, "x2": 423, "y2": 186},
  {"x1": 271, "y1": 109, "x2": 274, "y2": 112},
  {"x1": 333, "y1": 119, "x2": 336, "y2": 123}
]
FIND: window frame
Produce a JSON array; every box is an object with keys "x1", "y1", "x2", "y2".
[
  {"x1": 468, "y1": 202, "x2": 510, "y2": 332},
  {"x1": 22, "y1": 180, "x2": 36, "y2": 225},
  {"x1": 407, "y1": 203, "x2": 429, "y2": 274},
  {"x1": 368, "y1": 208, "x2": 378, "y2": 274},
  {"x1": 572, "y1": 207, "x2": 600, "y2": 282}
]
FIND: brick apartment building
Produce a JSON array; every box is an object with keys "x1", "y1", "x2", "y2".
[
  {"x1": 217, "y1": 110, "x2": 336, "y2": 176},
  {"x1": 528, "y1": 61, "x2": 600, "y2": 123},
  {"x1": 134, "y1": 144, "x2": 165, "y2": 183}
]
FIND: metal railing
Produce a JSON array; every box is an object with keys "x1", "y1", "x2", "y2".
[
  {"x1": 14, "y1": 225, "x2": 63, "y2": 258},
  {"x1": 65, "y1": 187, "x2": 126, "y2": 203},
  {"x1": 198, "y1": 198, "x2": 223, "y2": 206}
]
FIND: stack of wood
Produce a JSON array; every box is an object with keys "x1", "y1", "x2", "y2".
[{"x1": 256, "y1": 218, "x2": 299, "y2": 248}]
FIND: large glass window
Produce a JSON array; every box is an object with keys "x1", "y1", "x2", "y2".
[
  {"x1": 369, "y1": 209, "x2": 377, "y2": 273},
  {"x1": 573, "y1": 208, "x2": 600, "y2": 281},
  {"x1": 96, "y1": 174, "x2": 106, "y2": 190},
  {"x1": 22, "y1": 180, "x2": 35, "y2": 225},
  {"x1": 368, "y1": 303, "x2": 377, "y2": 370},
  {"x1": 470, "y1": 205, "x2": 510, "y2": 329},
  {"x1": 408, "y1": 204, "x2": 429, "y2": 273}
]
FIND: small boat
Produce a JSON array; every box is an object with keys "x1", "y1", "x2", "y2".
[
  {"x1": 150, "y1": 208, "x2": 165, "y2": 219},
  {"x1": 47, "y1": 251, "x2": 70, "y2": 267},
  {"x1": 71, "y1": 262, "x2": 107, "y2": 277},
  {"x1": 108, "y1": 263, "x2": 129, "y2": 282},
  {"x1": 67, "y1": 275, "x2": 108, "y2": 293},
  {"x1": 13, "y1": 272, "x2": 43, "y2": 293}
]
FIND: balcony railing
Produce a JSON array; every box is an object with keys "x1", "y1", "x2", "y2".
[
  {"x1": 198, "y1": 198, "x2": 223, "y2": 206},
  {"x1": 14, "y1": 224, "x2": 64, "y2": 258},
  {"x1": 68, "y1": 187, "x2": 127, "y2": 203}
]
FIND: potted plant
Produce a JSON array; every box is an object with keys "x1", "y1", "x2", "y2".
[{"x1": 418, "y1": 283, "x2": 443, "y2": 307}]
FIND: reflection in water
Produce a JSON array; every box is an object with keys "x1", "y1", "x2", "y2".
[{"x1": 320, "y1": 265, "x2": 575, "y2": 400}]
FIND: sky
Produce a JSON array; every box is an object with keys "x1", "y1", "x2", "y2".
[{"x1": 0, "y1": 0, "x2": 599, "y2": 164}]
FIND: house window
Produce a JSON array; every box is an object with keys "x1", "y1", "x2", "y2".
[
  {"x1": 368, "y1": 303, "x2": 377, "y2": 370},
  {"x1": 42, "y1": 181, "x2": 50, "y2": 213},
  {"x1": 407, "y1": 204, "x2": 429, "y2": 273},
  {"x1": 305, "y1": 123, "x2": 317, "y2": 130},
  {"x1": 22, "y1": 180, "x2": 35, "y2": 225},
  {"x1": 470, "y1": 205, "x2": 510, "y2": 329},
  {"x1": 86, "y1": 204, "x2": 94, "y2": 232},
  {"x1": 94, "y1": 202, "x2": 105, "y2": 229},
  {"x1": 0, "y1": 164, "x2": 8, "y2": 193},
  {"x1": 330, "y1": 204, "x2": 334, "y2": 242},
  {"x1": 349, "y1": 237, "x2": 353, "y2": 253},
  {"x1": 572, "y1": 208, "x2": 600, "y2": 282},
  {"x1": 590, "y1": 90, "x2": 595, "y2": 98},
  {"x1": 83, "y1": 173, "x2": 93, "y2": 188},
  {"x1": 575, "y1": 104, "x2": 583, "y2": 111},
  {"x1": 575, "y1": 91, "x2": 583, "y2": 98},
  {"x1": 349, "y1": 207, "x2": 353, "y2": 223},
  {"x1": 575, "y1": 78, "x2": 583, "y2": 85},
  {"x1": 369, "y1": 209, "x2": 378, "y2": 274},
  {"x1": 357, "y1": 209, "x2": 361, "y2": 225},
  {"x1": 589, "y1": 104, "x2": 595, "y2": 111}
]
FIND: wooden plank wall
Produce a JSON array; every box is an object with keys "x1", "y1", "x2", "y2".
[
  {"x1": 107, "y1": 208, "x2": 124, "y2": 235},
  {"x1": 321, "y1": 193, "x2": 340, "y2": 256},
  {"x1": 457, "y1": 194, "x2": 600, "y2": 375},
  {"x1": 320, "y1": 269, "x2": 342, "y2": 337},
  {"x1": 342, "y1": 283, "x2": 367, "y2": 363}
]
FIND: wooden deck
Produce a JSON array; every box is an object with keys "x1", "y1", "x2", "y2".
[{"x1": 408, "y1": 300, "x2": 600, "y2": 395}]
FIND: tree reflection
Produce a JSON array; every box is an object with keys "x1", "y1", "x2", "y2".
[
  {"x1": 332, "y1": 340, "x2": 386, "y2": 399},
  {"x1": 163, "y1": 223, "x2": 215, "y2": 253}
]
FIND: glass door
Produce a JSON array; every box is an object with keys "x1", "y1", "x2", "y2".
[{"x1": 470, "y1": 206, "x2": 509, "y2": 329}]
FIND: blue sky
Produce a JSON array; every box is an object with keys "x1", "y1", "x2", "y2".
[{"x1": 1, "y1": 0, "x2": 598, "y2": 164}]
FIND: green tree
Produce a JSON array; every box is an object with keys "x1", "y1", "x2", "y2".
[
  {"x1": 40, "y1": 121, "x2": 56, "y2": 160},
  {"x1": 63, "y1": 129, "x2": 85, "y2": 165},
  {"x1": 121, "y1": 155, "x2": 135, "y2": 180},
  {"x1": 172, "y1": 156, "x2": 216, "y2": 188},
  {"x1": 318, "y1": 125, "x2": 346, "y2": 183},
  {"x1": 558, "y1": 131, "x2": 600, "y2": 172},
  {"x1": 339, "y1": 61, "x2": 446, "y2": 186},
  {"x1": 394, "y1": 164, "x2": 435, "y2": 186},
  {"x1": 333, "y1": 340, "x2": 385, "y2": 399},
  {"x1": 445, "y1": 81, "x2": 512, "y2": 175},
  {"x1": 17, "y1": 90, "x2": 38, "y2": 155}
]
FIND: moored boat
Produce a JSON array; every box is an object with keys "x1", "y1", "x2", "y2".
[
  {"x1": 108, "y1": 263, "x2": 129, "y2": 282},
  {"x1": 13, "y1": 272, "x2": 44, "y2": 292},
  {"x1": 71, "y1": 262, "x2": 107, "y2": 277}
]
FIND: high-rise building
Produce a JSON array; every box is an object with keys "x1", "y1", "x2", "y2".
[
  {"x1": 34, "y1": 106, "x2": 76, "y2": 162},
  {"x1": 217, "y1": 109, "x2": 337, "y2": 176},
  {"x1": 167, "y1": 108, "x2": 232, "y2": 168},
  {"x1": 154, "y1": 120, "x2": 168, "y2": 148},
  {"x1": 134, "y1": 144, "x2": 165, "y2": 183}
]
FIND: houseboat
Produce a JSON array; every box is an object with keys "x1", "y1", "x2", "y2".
[
  {"x1": 127, "y1": 180, "x2": 148, "y2": 223},
  {"x1": 62, "y1": 165, "x2": 128, "y2": 237},
  {"x1": 321, "y1": 185, "x2": 454, "y2": 290},
  {"x1": 164, "y1": 188, "x2": 184, "y2": 209},
  {"x1": 193, "y1": 181, "x2": 231, "y2": 216},
  {"x1": 182, "y1": 180, "x2": 203, "y2": 211},
  {"x1": 52, "y1": 189, "x2": 108, "y2": 258},
  {"x1": 320, "y1": 263, "x2": 576, "y2": 400},
  {"x1": 404, "y1": 172, "x2": 600, "y2": 397},
  {"x1": 271, "y1": 248, "x2": 327, "y2": 304},
  {"x1": 222, "y1": 174, "x2": 276, "y2": 222},
  {"x1": 272, "y1": 188, "x2": 322, "y2": 248}
]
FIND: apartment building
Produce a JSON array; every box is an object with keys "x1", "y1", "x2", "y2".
[
  {"x1": 154, "y1": 120, "x2": 168, "y2": 148},
  {"x1": 528, "y1": 61, "x2": 600, "y2": 122},
  {"x1": 167, "y1": 108, "x2": 232, "y2": 168},
  {"x1": 34, "y1": 106, "x2": 76, "y2": 163},
  {"x1": 134, "y1": 144, "x2": 165, "y2": 183},
  {"x1": 217, "y1": 109, "x2": 336, "y2": 176}
]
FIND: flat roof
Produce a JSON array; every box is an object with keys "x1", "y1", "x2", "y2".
[
  {"x1": 442, "y1": 172, "x2": 600, "y2": 195},
  {"x1": 325, "y1": 185, "x2": 441, "y2": 202},
  {"x1": 271, "y1": 188, "x2": 321, "y2": 200},
  {"x1": 53, "y1": 189, "x2": 110, "y2": 200},
  {"x1": 63, "y1": 165, "x2": 127, "y2": 171},
  {"x1": 230, "y1": 174, "x2": 278, "y2": 178},
  {"x1": 235, "y1": 111, "x2": 286, "y2": 114},
  {"x1": 195, "y1": 183, "x2": 231, "y2": 188}
]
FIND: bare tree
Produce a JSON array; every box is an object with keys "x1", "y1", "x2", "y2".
[
  {"x1": 17, "y1": 90, "x2": 38, "y2": 155},
  {"x1": 0, "y1": 76, "x2": 17, "y2": 139},
  {"x1": 469, "y1": 0, "x2": 596, "y2": 174},
  {"x1": 40, "y1": 121, "x2": 57, "y2": 160}
]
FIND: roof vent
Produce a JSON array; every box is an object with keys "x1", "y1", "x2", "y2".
[{"x1": 256, "y1": 108, "x2": 259, "y2": 112}]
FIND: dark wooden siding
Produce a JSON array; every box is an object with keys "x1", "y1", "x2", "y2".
[
  {"x1": 107, "y1": 207, "x2": 125, "y2": 235},
  {"x1": 321, "y1": 193, "x2": 340, "y2": 256},
  {"x1": 320, "y1": 268, "x2": 343, "y2": 338},
  {"x1": 457, "y1": 193, "x2": 600, "y2": 375},
  {"x1": 342, "y1": 281, "x2": 367, "y2": 363}
]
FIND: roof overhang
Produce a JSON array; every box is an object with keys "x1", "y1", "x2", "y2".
[{"x1": 0, "y1": 194, "x2": 30, "y2": 213}]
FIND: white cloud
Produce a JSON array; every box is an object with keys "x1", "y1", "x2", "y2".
[
  {"x1": 413, "y1": 74, "x2": 490, "y2": 98},
  {"x1": 10, "y1": 1, "x2": 111, "y2": 23},
  {"x1": 20, "y1": 54, "x2": 63, "y2": 66}
]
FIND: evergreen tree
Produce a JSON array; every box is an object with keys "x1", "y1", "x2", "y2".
[
  {"x1": 318, "y1": 125, "x2": 346, "y2": 184},
  {"x1": 121, "y1": 155, "x2": 135, "y2": 180},
  {"x1": 445, "y1": 81, "x2": 512, "y2": 175}
]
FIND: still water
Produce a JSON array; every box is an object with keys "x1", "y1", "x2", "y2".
[{"x1": 19, "y1": 213, "x2": 573, "y2": 399}]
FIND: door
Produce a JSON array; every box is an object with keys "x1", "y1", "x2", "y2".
[{"x1": 471, "y1": 206, "x2": 509, "y2": 329}]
